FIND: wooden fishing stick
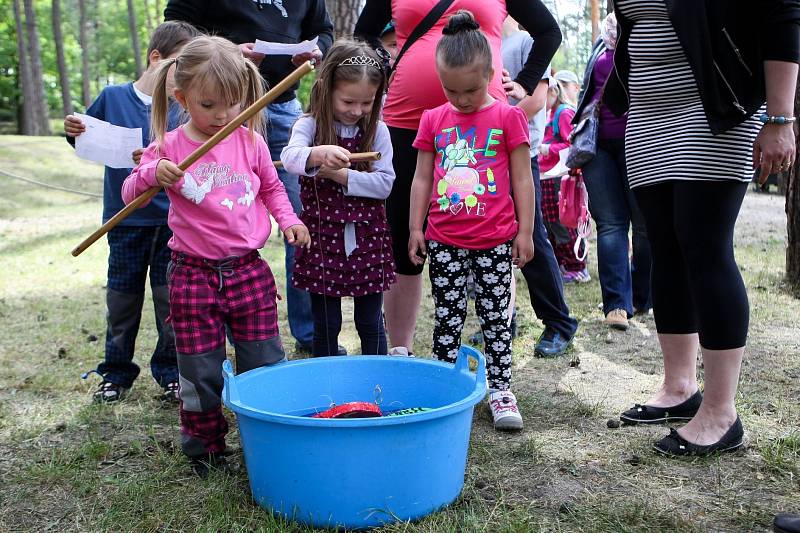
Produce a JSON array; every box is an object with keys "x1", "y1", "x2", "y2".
[
  {"x1": 272, "y1": 151, "x2": 381, "y2": 169},
  {"x1": 71, "y1": 61, "x2": 315, "y2": 257}
]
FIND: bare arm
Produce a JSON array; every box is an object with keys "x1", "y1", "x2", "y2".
[
  {"x1": 509, "y1": 144, "x2": 534, "y2": 267},
  {"x1": 408, "y1": 150, "x2": 436, "y2": 265},
  {"x1": 516, "y1": 79, "x2": 549, "y2": 121}
]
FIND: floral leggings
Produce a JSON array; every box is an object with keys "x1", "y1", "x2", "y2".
[{"x1": 428, "y1": 240, "x2": 514, "y2": 391}]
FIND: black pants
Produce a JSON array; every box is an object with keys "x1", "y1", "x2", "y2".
[
  {"x1": 519, "y1": 157, "x2": 579, "y2": 339},
  {"x1": 633, "y1": 180, "x2": 749, "y2": 350},
  {"x1": 309, "y1": 292, "x2": 387, "y2": 356}
]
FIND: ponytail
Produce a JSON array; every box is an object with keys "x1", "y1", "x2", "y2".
[
  {"x1": 242, "y1": 59, "x2": 267, "y2": 142},
  {"x1": 150, "y1": 57, "x2": 178, "y2": 146}
]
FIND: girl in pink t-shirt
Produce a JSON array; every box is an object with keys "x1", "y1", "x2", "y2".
[
  {"x1": 408, "y1": 11, "x2": 534, "y2": 432},
  {"x1": 122, "y1": 36, "x2": 310, "y2": 475}
]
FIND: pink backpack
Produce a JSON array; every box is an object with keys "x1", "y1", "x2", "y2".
[{"x1": 558, "y1": 169, "x2": 592, "y2": 261}]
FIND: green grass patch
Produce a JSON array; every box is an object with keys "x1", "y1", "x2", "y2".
[{"x1": 1, "y1": 136, "x2": 799, "y2": 532}]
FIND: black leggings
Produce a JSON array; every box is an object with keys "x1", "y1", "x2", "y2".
[
  {"x1": 309, "y1": 292, "x2": 387, "y2": 356},
  {"x1": 633, "y1": 180, "x2": 748, "y2": 350}
]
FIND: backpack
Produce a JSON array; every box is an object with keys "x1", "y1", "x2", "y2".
[
  {"x1": 549, "y1": 103, "x2": 574, "y2": 142},
  {"x1": 558, "y1": 168, "x2": 592, "y2": 261}
]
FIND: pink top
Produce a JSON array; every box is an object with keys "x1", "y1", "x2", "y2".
[
  {"x1": 413, "y1": 100, "x2": 530, "y2": 250},
  {"x1": 122, "y1": 126, "x2": 302, "y2": 259},
  {"x1": 384, "y1": 0, "x2": 508, "y2": 131},
  {"x1": 539, "y1": 105, "x2": 575, "y2": 173}
]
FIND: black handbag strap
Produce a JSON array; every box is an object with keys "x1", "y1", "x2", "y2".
[{"x1": 388, "y1": 0, "x2": 456, "y2": 81}]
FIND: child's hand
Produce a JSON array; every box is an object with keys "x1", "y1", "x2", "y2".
[
  {"x1": 512, "y1": 233, "x2": 534, "y2": 268},
  {"x1": 317, "y1": 166, "x2": 348, "y2": 185},
  {"x1": 538, "y1": 143, "x2": 550, "y2": 157},
  {"x1": 132, "y1": 148, "x2": 144, "y2": 166},
  {"x1": 156, "y1": 159, "x2": 184, "y2": 188},
  {"x1": 284, "y1": 224, "x2": 311, "y2": 249},
  {"x1": 408, "y1": 230, "x2": 427, "y2": 266},
  {"x1": 312, "y1": 146, "x2": 351, "y2": 170},
  {"x1": 64, "y1": 115, "x2": 85, "y2": 137}
]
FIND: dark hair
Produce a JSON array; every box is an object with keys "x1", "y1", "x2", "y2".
[
  {"x1": 436, "y1": 10, "x2": 492, "y2": 75},
  {"x1": 307, "y1": 40, "x2": 386, "y2": 171},
  {"x1": 146, "y1": 21, "x2": 201, "y2": 66}
]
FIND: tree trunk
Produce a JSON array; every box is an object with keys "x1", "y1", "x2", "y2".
[
  {"x1": 52, "y1": 0, "x2": 73, "y2": 116},
  {"x1": 78, "y1": 0, "x2": 91, "y2": 108},
  {"x1": 143, "y1": 0, "x2": 154, "y2": 34},
  {"x1": 786, "y1": 70, "x2": 800, "y2": 288},
  {"x1": 12, "y1": 0, "x2": 35, "y2": 135},
  {"x1": 23, "y1": 0, "x2": 50, "y2": 135},
  {"x1": 325, "y1": 0, "x2": 360, "y2": 39},
  {"x1": 155, "y1": 0, "x2": 163, "y2": 22},
  {"x1": 591, "y1": 0, "x2": 601, "y2": 43},
  {"x1": 127, "y1": 0, "x2": 143, "y2": 77}
]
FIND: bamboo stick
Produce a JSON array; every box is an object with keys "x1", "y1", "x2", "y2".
[
  {"x1": 272, "y1": 151, "x2": 381, "y2": 169},
  {"x1": 71, "y1": 61, "x2": 315, "y2": 257}
]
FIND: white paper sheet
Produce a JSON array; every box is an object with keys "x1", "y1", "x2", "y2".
[
  {"x1": 253, "y1": 36, "x2": 318, "y2": 56},
  {"x1": 74, "y1": 113, "x2": 143, "y2": 169}
]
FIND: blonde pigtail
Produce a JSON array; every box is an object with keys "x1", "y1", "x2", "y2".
[
  {"x1": 243, "y1": 60, "x2": 267, "y2": 142},
  {"x1": 150, "y1": 57, "x2": 179, "y2": 147}
]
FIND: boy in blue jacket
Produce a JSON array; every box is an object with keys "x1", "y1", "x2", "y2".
[{"x1": 65, "y1": 21, "x2": 199, "y2": 403}]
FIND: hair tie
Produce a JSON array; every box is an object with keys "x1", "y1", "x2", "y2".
[
  {"x1": 337, "y1": 55, "x2": 381, "y2": 70},
  {"x1": 442, "y1": 18, "x2": 480, "y2": 35}
]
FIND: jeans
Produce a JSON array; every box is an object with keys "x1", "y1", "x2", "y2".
[
  {"x1": 265, "y1": 99, "x2": 314, "y2": 346},
  {"x1": 582, "y1": 138, "x2": 652, "y2": 315},
  {"x1": 519, "y1": 157, "x2": 579, "y2": 339},
  {"x1": 309, "y1": 293, "x2": 387, "y2": 356}
]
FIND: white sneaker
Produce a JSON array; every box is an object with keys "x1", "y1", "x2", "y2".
[
  {"x1": 488, "y1": 390, "x2": 523, "y2": 431},
  {"x1": 388, "y1": 346, "x2": 414, "y2": 357}
]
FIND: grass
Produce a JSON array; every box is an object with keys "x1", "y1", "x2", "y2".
[{"x1": 1, "y1": 136, "x2": 799, "y2": 532}]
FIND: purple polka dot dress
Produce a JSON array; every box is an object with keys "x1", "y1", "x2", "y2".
[{"x1": 293, "y1": 131, "x2": 396, "y2": 297}]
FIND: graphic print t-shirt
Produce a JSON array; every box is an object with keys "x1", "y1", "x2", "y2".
[{"x1": 413, "y1": 100, "x2": 530, "y2": 250}]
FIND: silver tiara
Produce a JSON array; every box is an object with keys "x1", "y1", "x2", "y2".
[{"x1": 337, "y1": 55, "x2": 381, "y2": 70}]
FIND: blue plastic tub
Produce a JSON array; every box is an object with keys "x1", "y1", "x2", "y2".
[{"x1": 221, "y1": 345, "x2": 486, "y2": 530}]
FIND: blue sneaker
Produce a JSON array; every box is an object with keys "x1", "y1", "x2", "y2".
[{"x1": 534, "y1": 327, "x2": 572, "y2": 358}]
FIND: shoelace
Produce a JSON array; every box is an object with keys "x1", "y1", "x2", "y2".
[{"x1": 491, "y1": 396, "x2": 519, "y2": 414}]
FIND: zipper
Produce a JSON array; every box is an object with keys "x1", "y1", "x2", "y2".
[
  {"x1": 713, "y1": 60, "x2": 746, "y2": 114},
  {"x1": 611, "y1": 23, "x2": 629, "y2": 104},
  {"x1": 721, "y1": 27, "x2": 753, "y2": 76}
]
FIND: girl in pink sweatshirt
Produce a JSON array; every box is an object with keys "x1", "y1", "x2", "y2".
[
  {"x1": 539, "y1": 79, "x2": 589, "y2": 283},
  {"x1": 122, "y1": 36, "x2": 310, "y2": 476}
]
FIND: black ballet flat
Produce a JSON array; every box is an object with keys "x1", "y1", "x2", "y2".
[
  {"x1": 619, "y1": 389, "x2": 702, "y2": 425},
  {"x1": 652, "y1": 417, "x2": 744, "y2": 457}
]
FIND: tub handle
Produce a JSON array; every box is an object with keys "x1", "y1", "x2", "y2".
[
  {"x1": 454, "y1": 344, "x2": 487, "y2": 389},
  {"x1": 222, "y1": 359, "x2": 241, "y2": 406}
]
